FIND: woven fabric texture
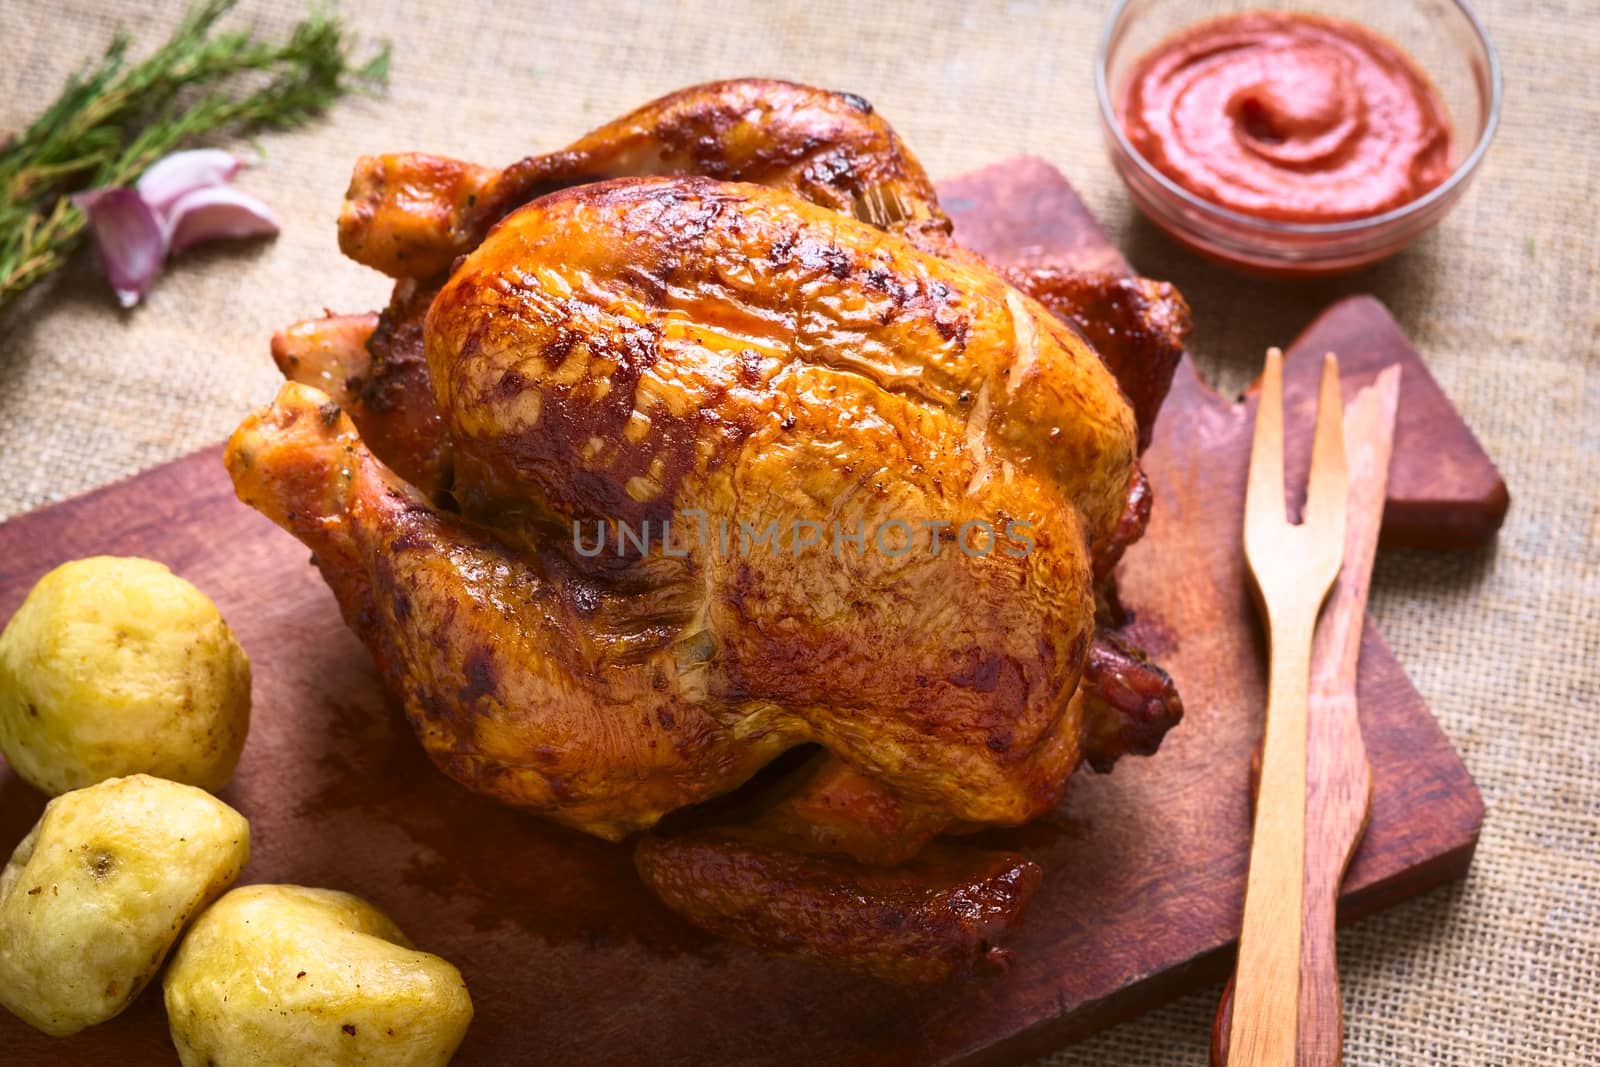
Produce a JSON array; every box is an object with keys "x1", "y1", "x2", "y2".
[{"x1": 1, "y1": 1, "x2": 1596, "y2": 1063}]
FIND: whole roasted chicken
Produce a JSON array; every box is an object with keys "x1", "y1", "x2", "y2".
[{"x1": 227, "y1": 80, "x2": 1188, "y2": 983}]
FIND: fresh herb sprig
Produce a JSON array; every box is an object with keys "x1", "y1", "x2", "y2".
[{"x1": 0, "y1": 0, "x2": 389, "y2": 312}]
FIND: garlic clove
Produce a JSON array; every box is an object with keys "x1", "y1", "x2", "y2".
[
  {"x1": 70, "y1": 187, "x2": 167, "y2": 308},
  {"x1": 163, "y1": 185, "x2": 280, "y2": 255},
  {"x1": 135, "y1": 149, "x2": 243, "y2": 215}
]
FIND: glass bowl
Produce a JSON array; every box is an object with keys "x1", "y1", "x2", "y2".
[{"x1": 1096, "y1": 0, "x2": 1501, "y2": 276}]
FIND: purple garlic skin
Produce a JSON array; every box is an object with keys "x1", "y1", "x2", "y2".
[{"x1": 73, "y1": 150, "x2": 279, "y2": 307}]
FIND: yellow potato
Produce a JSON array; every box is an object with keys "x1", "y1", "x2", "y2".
[
  {"x1": 0, "y1": 774, "x2": 249, "y2": 1035},
  {"x1": 0, "y1": 556, "x2": 251, "y2": 794},
  {"x1": 165, "y1": 885, "x2": 472, "y2": 1067}
]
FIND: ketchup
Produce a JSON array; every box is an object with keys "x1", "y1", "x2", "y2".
[{"x1": 1120, "y1": 12, "x2": 1452, "y2": 223}]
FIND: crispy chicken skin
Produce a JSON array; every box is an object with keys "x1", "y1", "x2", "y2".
[
  {"x1": 337, "y1": 155, "x2": 499, "y2": 279},
  {"x1": 1001, "y1": 268, "x2": 1189, "y2": 452},
  {"x1": 293, "y1": 79, "x2": 1187, "y2": 498},
  {"x1": 234, "y1": 179, "x2": 1134, "y2": 835},
  {"x1": 238, "y1": 79, "x2": 1185, "y2": 982},
  {"x1": 269, "y1": 311, "x2": 378, "y2": 408},
  {"x1": 321, "y1": 79, "x2": 950, "y2": 496},
  {"x1": 635, "y1": 833, "x2": 1042, "y2": 984},
  {"x1": 338, "y1": 79, "x2": 945, "y2": 280},
  {"x1": 430, "y1": 178, "x2": 1137, "y2": 571},
  {"x1": 227, "y1": 385, "x2": 804, "y2": 838},
  {"x1": 271, "y1": 295, "x2": 451, "y2": 496}
]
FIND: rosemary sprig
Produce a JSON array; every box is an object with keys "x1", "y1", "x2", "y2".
[{"x1": 0, "y1": 0, "x2": 389, "y2": 312}]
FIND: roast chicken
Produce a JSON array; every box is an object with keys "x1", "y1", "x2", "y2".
[{"x1": 228, "y1": 80, "x2": 1188, "y2": 983}]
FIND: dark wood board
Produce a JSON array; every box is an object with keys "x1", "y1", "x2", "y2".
[
  {"x1": 1267, "y1": 296, "x2": 1509, "y2": 549},
  {"x1": 0, "y1": 157, "x2": 1485, "y2": 1065}
]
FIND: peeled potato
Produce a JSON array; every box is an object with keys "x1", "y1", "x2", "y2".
[
  {"x1": 0, "y1": 556, "x2": 251, "y2": 794},
  {"x1": 0, "y1": 774, "x2": 249, "y2": 1035},
  {"x1": 164, "y1": 884, "x2": 473, "y2": 1067}
]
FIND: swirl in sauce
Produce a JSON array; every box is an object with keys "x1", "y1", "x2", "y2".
[{"x1": 1120, "y1": 12, "x2": 1452, "y2": 223}]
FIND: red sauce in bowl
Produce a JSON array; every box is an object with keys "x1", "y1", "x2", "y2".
[{"x1": 1120, "y1": 12, "x2": 1452, "y2": 223}]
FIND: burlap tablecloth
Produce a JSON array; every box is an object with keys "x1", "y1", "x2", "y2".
[{"x1": 2, "y1": 1, "x2": 1595, "y2": 1062}]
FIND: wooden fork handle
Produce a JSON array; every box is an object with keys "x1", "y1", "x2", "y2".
[
  {"x1": 1223, "y1": 603, "x2": 1320, "y2": 1066},
  {"x1": 1214, "y1": 718, "x2": 1370, "y2": 1067}
]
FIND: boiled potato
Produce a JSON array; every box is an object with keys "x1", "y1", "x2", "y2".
[
  {"x1": 0, "y1": 556, "x2": 250, "y2": 794},
  {"x1": 0, "y1": 774, "x2": 249, "y2": 1035},
  {"x1": 165, "y1": 885, "x2": 473, "y2": 1067}
]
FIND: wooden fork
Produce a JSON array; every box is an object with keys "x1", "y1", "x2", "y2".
[{"x1": 1225, "y1": 349, "x2": 1349, "y2": 1066}]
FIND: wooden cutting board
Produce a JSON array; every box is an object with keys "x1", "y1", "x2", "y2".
[{"x1": 0, "y1": 157, "x2": 1495, "y2": 1065}]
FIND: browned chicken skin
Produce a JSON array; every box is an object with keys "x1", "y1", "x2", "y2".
[
  {"x1": 269, "y1": 311, "x2": 378, "y2": 406},
  {"x1": 636, "y1": 833, "x2": 1042, "y2": 985},
  {"x1": 292, "y1": 79, "x2": 1188, "y2": 498},
  {"x1": 237, "y1": 80, "x2": 1185, "y2": 983},
  {"x1": 337, "y1": 79, "x2": 947, "y2": 280},
  {"x1": 1001, "y1": 267, "x2": 1189, "y2": 452},
  {"x1": 240, "y1": 178, "x2": 1133, "y2": 834}
]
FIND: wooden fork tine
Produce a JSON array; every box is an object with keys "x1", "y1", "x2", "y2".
[
  {"x1": 1303, "y1": 354, "x2": 1349, "y2": 545},
  {"x1": 1246, "y1": 347, "x2": 1287, "y2": 533}
]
